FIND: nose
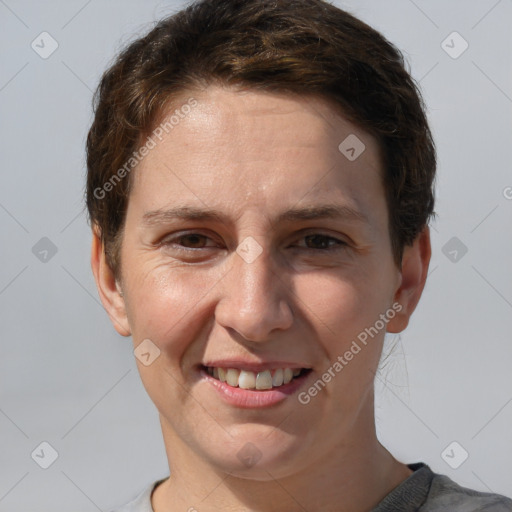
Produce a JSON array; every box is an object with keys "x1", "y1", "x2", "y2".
[{"x1": 215, "y1": 244, "x2": 294, "y2": 342}]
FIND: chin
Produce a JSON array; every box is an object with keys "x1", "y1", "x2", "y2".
[{"x1": 203, "y1": 427, "x2": 311, "y2": 479}]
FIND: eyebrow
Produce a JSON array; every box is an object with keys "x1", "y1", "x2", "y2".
[
  {"x1": 142, "y1": 206, "x2": 227, "y2": 226},
  {"x1": 277, "y1": 204, "x2": 368, "y2": 224},
  {"x1": 141, "y1": 204, "x2": 369, "y2": 227}
]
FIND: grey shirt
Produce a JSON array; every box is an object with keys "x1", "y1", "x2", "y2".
[{"x1": 111, "y1": 463, "x2": 512, "y2": 511}]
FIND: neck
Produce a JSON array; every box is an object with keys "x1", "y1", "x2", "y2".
[{"x1": 152, "y1": 411, "x2": 412, "y2": 512}]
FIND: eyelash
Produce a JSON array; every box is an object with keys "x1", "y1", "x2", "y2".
[{"x1": 160, "y1": 232, "x2": 347, "y2": 252}]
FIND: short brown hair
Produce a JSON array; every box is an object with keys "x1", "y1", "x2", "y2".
[{"x1": 86, "y1": 0, "x2": 436, "y2": 278}]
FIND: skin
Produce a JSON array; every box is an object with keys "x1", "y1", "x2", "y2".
[{"x1": 91, "y1": 85, "x2": 431, "y2": 512}]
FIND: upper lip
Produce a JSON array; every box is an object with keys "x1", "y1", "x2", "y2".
[{"x1": 201, "y1": 360, "x2": 311, "y2": 372}]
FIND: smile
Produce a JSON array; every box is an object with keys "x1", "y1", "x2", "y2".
[{"x1": 204, "y1": 366, "x2": 311, "y2": 390}]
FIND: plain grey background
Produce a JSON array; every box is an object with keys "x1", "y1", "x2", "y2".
[{"x1": 0, "y1": 0, "x2": 511, "y2": 510}]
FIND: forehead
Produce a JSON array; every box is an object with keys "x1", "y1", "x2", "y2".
[
  {"x1": 151, "y1": 86, "x2": 379, "y2": 160},
  {"x1": 131, "y1": 85, "x2": 385, "y2": 224}
]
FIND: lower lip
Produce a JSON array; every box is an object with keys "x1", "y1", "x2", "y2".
[{"x1": 199, "y1": 368, "x2": 312, "y2": 409}]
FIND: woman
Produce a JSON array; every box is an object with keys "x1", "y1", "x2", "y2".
[{"x1": 86, "y1": 0, "x2": 512, "y2": 510}]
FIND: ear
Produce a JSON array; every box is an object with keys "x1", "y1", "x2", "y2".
[
  {"x1": 386, "y1": 226, "x2": 431, "y2": 333},
  {"x1": 90, "y1": 225, "x2": 131, "y2": 337}
]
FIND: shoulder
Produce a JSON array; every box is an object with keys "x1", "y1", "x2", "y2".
[
  {"x1": 109, "y1": 478, "x2": 167, "y2": 512},
  {"x1": 421, "y1": 472, "x2": 512, "y2": 512}
]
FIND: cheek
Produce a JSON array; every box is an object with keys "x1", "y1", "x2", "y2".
[
  {"x1": 123, "y1": 264, "x2": 219, "y2": 413},
  {"x1": 295, "y1": 266, "x2": 388, "y2": 341},
  {"x1": 123, "y1": 261, "x2": 220, "y2": 355},
  {"x1": 295, "y1": 273, "x2": 387, "y2": 408}
]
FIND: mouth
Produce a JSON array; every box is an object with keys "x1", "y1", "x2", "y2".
[{"x1": 201, "y1": 365, "x2": 312, "y2": 391}]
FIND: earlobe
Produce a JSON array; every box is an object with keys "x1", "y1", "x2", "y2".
[
  {"x1": 387, "y1": 226, "x2": 431, "y2": 333},
  {"x1": 90, "y1": 226, "x2": 132, "y2": 337}
]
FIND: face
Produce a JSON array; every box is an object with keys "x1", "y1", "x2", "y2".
[{"x1": 94, "y1": 85, "x2": 426, "y2": 480}]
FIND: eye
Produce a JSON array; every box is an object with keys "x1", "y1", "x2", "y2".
[
  {"x1": 161, "y1": 232, "x2": 219, "y2": 250},
  {"x1": 298, "y1": 233, "x2": 347, "y2": 251},
  {"x1": 176, "y1": 233, "x2": 211, "y2": 248}
]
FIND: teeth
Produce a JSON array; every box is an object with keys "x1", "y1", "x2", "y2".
[
  {"x1": 239, "y1": 370, "x2": 256, "y2": 389},
  {"x1": 206, "y1": 366, "x2": 305, "y2": 390},
  {"x1": 226, "y1": 368, "x2": 240, "y2": 386},
  {"x1": 283, "y1": 368, "x2": 293, "y2": 384},
  {"x1": 272, "y1": 368, "x2": 284, "y2": 386},
  {"x1": 255, "y1": 370, "x2": 273, "y2": 390}
]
